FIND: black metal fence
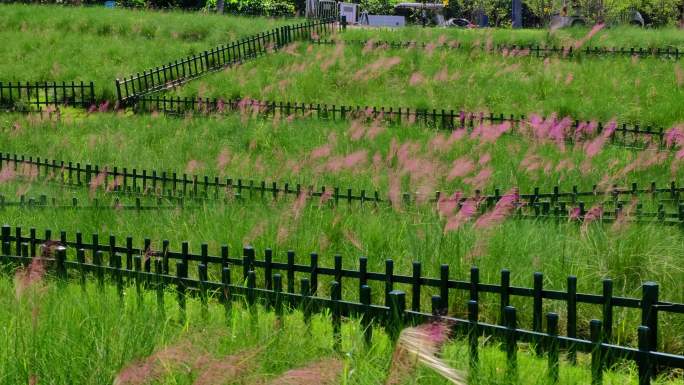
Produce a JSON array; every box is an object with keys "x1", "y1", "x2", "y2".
[
  {"x1": 0, "y1": 226, "x2": 682, "y2": 385},
  {"x1": 311, "y1": 38, "x2": 683, "y2": 60},
  {"x1": 5, "y1": 190, "x2": 684, "y2": 227},
  {"x1": 3, "y1": 152, "x2": 684, "y2": 208},
  {"x1": 115, "y1": 19, "x2": 340, "y2": 105},
  {"x1": 0, "y1": 81, "x2": 96, "y2": 111},
  {"x1": 133, "y1": 95, "x2": 668, "y2": 149}
]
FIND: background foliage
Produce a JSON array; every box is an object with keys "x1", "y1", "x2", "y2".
[{"x1": 2, "y1": 0, "x2": 681, "y2": 25}]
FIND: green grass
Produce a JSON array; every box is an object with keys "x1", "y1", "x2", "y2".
[
  {"x1": 1, "y1": 113, "x2": 682, "y2": 195},
  {"x1": 0, "y1": 275, "x2": 679, "y2": 384},
  {"x1": 1, "y1": 5, "x2": 683, "y2": 381},
  {"x1": 0, "y1": 4, "x2": 295, "y2": 98},
  {"x1": 340, "y1": 25, "x2": 684, "y2": 49},
  {"x1": 172, "y1": 43, "x2": 684, "y2": 127},
  {"x1": 1, "y1": 106, "x2": 683, "y2": 352}
]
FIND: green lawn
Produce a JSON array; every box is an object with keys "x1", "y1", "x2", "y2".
[
  {"x1": 0, "y1": 276, "x2": 679, "y2": 385},
  {"x1": 339, "y1": 25, "x2": 684, "y2": 49},
  {"x1": 171, "y1": 43, "x2": 684, "y2": 127},
  {"x1": 0, "y1": 113, "x2": 681, "y2": 195},
  {"x1": 0, "y1": 112, "x2": 682, "y2": 353},
  {"x1": 1, "y1": 5, "x2": 683, "y2": 383},
  {"x1": 0, "y1": 4, "x2": 294, "y2": 98}
]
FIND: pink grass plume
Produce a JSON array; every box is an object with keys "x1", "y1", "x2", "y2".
[{"x1": 474, "y1": 189, "x2": 519, "y2": 229}]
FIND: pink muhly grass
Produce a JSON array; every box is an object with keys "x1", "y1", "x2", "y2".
[
  {"x1": 584, "y1": 133, "x2": 608, "y2": 158},
  {"x1": 568, "y1": 207, "x2": 581, "y2": 221},
  {"x1": 425, "y1": 42, "x2": 437, "y2": 56},
  {"x1": 447, "y1": 158, "x2": 475, "y2": 181},
  {"x1": 478, "y1": 153, "x2": 491, "y2": 165},
  {"x1": 437, "y1": 191, "x2": 463, "y2": 218},
  {"x1": 485, "y1": 35, "x2": 494, "y2": 52},
  {"x1": 665, "y1": 125, "x2": 684, "y2": 148},
  {"x1": 574, "y1": 23, "x2": 605, "y2": 49},
  {"x1": 443, "y1": 198, "x2": 479, "y2": 233},
  {"x1": 268, "y1": 359, "x2": 343, "y2": 385},
  {"x1": 98, "y1": 100, "x2": 110, "y2": 112},
  {"x1": 349, "y1": 120, "x2": 366, "y2": 141},
  {"x1": 216, "y1": 148, "x2": 231, "y2": 170},
  {"x1": 243, "y1": 222, "x2": 265, "y2": 245},
  {"x1": 429, "y1": 133, "x2": 448, "y2": 153},
  {"x1": 89, "y1": 169, "x2": 108, "y2": 193},
  {"x1": 362, "y1": 39, "x2": 376, "y2": 54},
  {"x1": 583, "y1": 121, "x2": 615, "y2": 158},
  {"x1": 291, "y1": 190, "x2": 309, "y2": 220},
  {"x1": 388, "y1": 172, "x2": 402, "y2": 209},
  {"x1": 675, "y1": 64, "x2": 683, "y2": 87},
  {"x1": 386, "y1": 138, "x2": 399, "y2": 164},
  {"x1": 407, "y1": 111, "x2": 417, "y2": 125},
  {"x1": 474, "y1": 189, "x2": 519, "y2": 229},
  {"x1": 0, "y1": 165, "x2": 16, "y2": 183},
  {"x1": 471, "y1": 122, "x2": 511, "y2": 143},
  {"x1": 385, "y1": 322, "x2": 466, "y2": 385},
  {"x1": 581, "y1": 205, "x2": 604, "y2": 234},
  {"x1": 519, "y1": 153, "x2": 543, "y2": 173},
  {"x1": 319, "y1": 188, "x2": 333, "y2": 204},
  {"x1": 409, "y1": 72, "x2": 425, "y2": 86},
  {"x1": 343, "y1": 150, "x2": 368, "y2": 168},
  {"x1": 365, "y1": 119, "x2": 386, "y2": 140},
  {"x1": 463, "y1": 167, "x2": 493, "y2": 189},
  {"x1": 372, "y1": 151, "x2": 383, "y2": 171},
  {"x1": 185, "y1": 159, "x2": 203, "y2": 174},
  {"x1": 310, "y1": 144, "x2": 332, "y2": 159},
  {"x1": 448, "y1": 129, "x2": 467, "y2": 144},
  {"x1": 14, "y1": 254, "x2": 46, "y2": 299},
  {"x1": 344, "y1": 229, "x2": 365, "y2": 252},
  {"x1": 434, "y1": 67, "x2": 449, "y2": 82},
  {"x1": 565, "y1": 73, "x2": 574, "y2": 85},
  {"x1": 612, "y1": 198, "x2": 637, "y2": 232}
]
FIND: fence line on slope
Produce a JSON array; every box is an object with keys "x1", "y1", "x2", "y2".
[
  {"x1": 1, "y1": 227, "x2": 683, "y2": 384},
  {"x1": 0, "y1": 81, "x2": 96, "y2": 112},
  {"x1": 3, "y1": 152, "x2": 684, "y2": 209},
  {"x1": 310, "y1": 37, "x2": 683, "y2": 60},
  {"x1": 115, "y1": 19, "x2": 341, "y2": 105},
  {"x1": 133, "y1": 95, "x2": 669, "y2": 149},
  {"x1": 4, "y1": 191, "x2": 684, "y2": 227}
]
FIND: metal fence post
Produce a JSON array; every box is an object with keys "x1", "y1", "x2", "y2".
[{"x1": 388, "y1": 290, "x2": 406, "y2": 341}]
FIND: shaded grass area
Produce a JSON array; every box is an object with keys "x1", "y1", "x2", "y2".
[
  {"x1": 0, "y1": 4, "x2": 293, "y2": 98},
  {"x1": 0, "y1": 276, "x2": 679, "y2": 384},
  {"x1": 172, "y1": 43, "x2": 684, "y2": 127},
  {"x1": 1, "y1": 113, "x2": 682, "y2": 196}
]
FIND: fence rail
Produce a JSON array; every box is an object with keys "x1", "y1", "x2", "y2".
[
  {"x1": 311, "y1": 38, "x2": 683, "y2": 60},
  {"x1": 5, "y1": 191, "x2": 684, "y2": 227},
  {"x1": 0, "y1": 226, "x2": 682, "y2": 384},
  {"x1": 3, "y1": 152, "x2": 684, "y2": 210},
  {"x1": 115, "y1": 19, "x2": 340, "y2": 105},
  {"x1": 0, "y1": 81, "x2": 96, "y2": 111},
  {"x1": 133, "y1": 96, "x2": 668, "y2": 149}
]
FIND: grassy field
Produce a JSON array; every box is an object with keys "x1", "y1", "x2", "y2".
[
  {"x1": 3, "y1": 113, "x2": 684, "y2": 194},
  {"x1": 172, "y1": 43, "x2": 684, "y2": 127},
  {"x1": 0, "y1": 4, "x2": 292, "y2": 98},
  {"x1": 1, "y1": 5, "x2": 683, "y2": 384},
  {"x1": 0, "y1": 112, "x2": 683, "y2": 353},
  {"x1": 1, "y1": 276, "x2": 680, "y2": 385},
  {"x1": 339, "y1": 25, "x2": 684, "y2": 49}
]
